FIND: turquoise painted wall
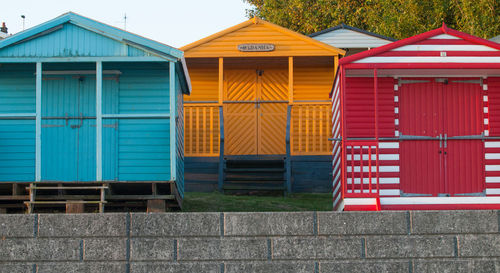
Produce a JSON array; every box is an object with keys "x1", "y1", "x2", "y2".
[
  {"x1": 0, "y1": 23, "x2": 151, "y2": 58},
  {"x1": 0, "y1": 66, "x2": 36, "y2": 181}
]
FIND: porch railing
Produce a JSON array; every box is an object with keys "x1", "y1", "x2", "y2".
[{"x1": 343, "y1": 141, "x2": 380, "y2": 198}]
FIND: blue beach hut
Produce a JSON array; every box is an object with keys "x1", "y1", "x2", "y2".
[{"x1": 0, "y1": 12, "x2": 190, "y2": 212}]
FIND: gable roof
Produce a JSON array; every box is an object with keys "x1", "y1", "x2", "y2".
[
  {"x1": 309, "y1": 23, "x2": 396, "y2": 42},
  {"x1": 491, "y1": 35, "x2": 500, "y2": 43},
  {"x1": 340, "y1": 23, "x2": 500, "y2": 65},
  {"x1": 181, "y1": 17, "x2": 345, "y2": 57},
  {"x1": 0, "y1": 12, "x2": 183, "y2": 60}
]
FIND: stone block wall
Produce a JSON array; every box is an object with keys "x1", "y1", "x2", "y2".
[{"x1": 0, "y1": 211, "x2": 499, "y2": 272}]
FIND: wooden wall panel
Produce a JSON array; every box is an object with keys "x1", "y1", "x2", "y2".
[
  {"x1": 183, "y1": 67, "x2": 219, "y2": 102},
  {"x1": 293, "y1": 66, "x2": 334, "y2": 101}
]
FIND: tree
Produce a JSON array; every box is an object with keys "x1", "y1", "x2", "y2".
[{"x1": 244, "y1": 0, "x2": 499, "y2": 39}]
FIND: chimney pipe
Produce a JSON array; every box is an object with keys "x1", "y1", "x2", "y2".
[{"x1": 0, "y1": 22, "x2": 7, "y2": 34}]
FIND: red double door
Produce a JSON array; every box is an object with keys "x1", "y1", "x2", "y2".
[{"x1": 399, "y1": 78, "x2": 485, "y2": 196}]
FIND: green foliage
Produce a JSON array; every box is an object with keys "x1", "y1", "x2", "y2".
[{"x1": 244, "y1": 0, "x2": 499, "y2": 39}]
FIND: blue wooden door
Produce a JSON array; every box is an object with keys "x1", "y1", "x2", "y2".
[{"x1": 41, "y1": 75, "x2": 96, "y2": 181}]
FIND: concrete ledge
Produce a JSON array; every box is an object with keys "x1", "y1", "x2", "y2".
[
  {"x1": 130, "y1": 238, "x2": 174, "y2": 261},
  {"x1": 225, "y1": 261, "x2": 314, "y2": 273},
  {"x1": 0, "y1": 263, "x2": 33, "y2": 273},
  {"x1": 0, "y1": 215, "x2": 35, "y2": 238},
  {"x1": 318, "y1": 211, "x2": 407, "y2": 235},
  {"x1": 130, "y1": 213, "x2": 220, "y2": 237},
  {"x1": 366, "y1": 235, "x2": 456, "y2": 258},
  {"x1": 38, "y1": 214, "x2": 127, "y2": 238},
  {"x1": 83, "y1": 238, "x2": 127, "y2": 261},
  {"x1": 130, "y1": 262, "x2": 220, "y2": 273},
  {"x1": 178, "y1": 238, "x2": 267, "y2": 261},
  {"x1": 0, "y1": 239, "x2": 80, "y2": 261},
  {"x1": 36, "y1": 262, "x2": 126, "y2": 273},
  {"x1": 224, "y1": 212, "x2": 314, "y2": 236},
  {"x1": 411, "y1": 210, "x2": 499, "y2": 234},
  {"x1": 319, "y1": 260, "x2": 410, "y2": 273},
  {"x1": 272, "y1": 237, "x2": 362, "y2": 260},
  {"x1": 459, "y1": 234, "x2": 500, "y2": 257}
]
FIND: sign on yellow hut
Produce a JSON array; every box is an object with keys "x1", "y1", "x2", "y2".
[{"x1": 181, "y1": 17, "x2": 345, "y2": 193}]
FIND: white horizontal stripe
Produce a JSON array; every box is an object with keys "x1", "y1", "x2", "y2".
[
  {"x1": 485, "y1": 142, "x2": 500, "y2": 148},
  {"x1": 485, "y1": 153, "x2": 500, "y2": 160},
  {"x1": 395, "y1": 131, "x2": 400, "y2": 137},
  {"x1": 394, "y1": 96, "x2": 399, "y2": 102},
  {"x1": 355, "y1": 56, "x2": 500, "y2": 64},
  {"x1": 483, "y1": 84, "x2": 488, "y2": 91},
  {"x1": 486, "y1": 177, "x2": 500, "y2": 183},
  {"x1": 391, "y1": 45, "x2": 498, "y2": 51},
  {"x1": 484, "y1": 107, "x2": 489, "y2": 113},
  {"x1": 429, "y1": 34, "x2": 461, "y2": 39},
  {"x1": 394, "y1": 107, "x2": 399, "y2": 114},
  {"x1": 380, "y1": 189, "x2": 401, "y2": 196},
  {"x1": 484, "y1": 95, "x2": 488, "y2": 102},
  {"x1": 380, "y1": 196, "x2": 500, "y2": 205},
  {"x1": 486, "y1": 189, "x2": 500, "y2": 195},
  {"x1": 485, "y1": 165, "x2": 500, "y2": 171},
  {"x1": 395, "y1": 119, "x2": 399, "y2": 125},
  {"x1": 394, "y1": 84, "x2": 398, "y2": 91},
  {"x1": 379, "y1": 142, "x2": 399, "y2": 149},
  {"x1": 347, "y1": 166, "x2": 399, "y2": 172},
  {"x1": 485, "y1": 118, "x2": 489, "y2": 125},
  {"x1": 347, "y1": 177, "x2": 400, "y2": 184},
  {"x1": 347, "y1": 154, "x2": 399, "y2": 161},
  {"x1": 485, "y1": 130, "x2": 490, "y2": 137},
  {"x1": 344, "y1": 198, "x2": 378, "y2": 206}
]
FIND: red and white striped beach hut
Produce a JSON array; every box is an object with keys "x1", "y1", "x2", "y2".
[{"x1": 332, "y1": 24, "x2": 500, "y2": 211}]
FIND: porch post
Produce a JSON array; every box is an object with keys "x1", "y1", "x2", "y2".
[
  {"x1": 288, "y1": 56, "x2": 293, "y2": 104},
  {"x1": 170, "y1": 61, "x2": 177, "y2": 181},
  {"x1": 96, "y1": 61, "x2": 102, "y2": 181},
  {"x1": 35, "y1": 62, "x2": 42, "y2": 182},
  {"x1": 218, "y1": 58, "x2": 224, "y2": 105}
]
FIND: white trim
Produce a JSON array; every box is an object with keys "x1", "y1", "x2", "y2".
[
  {"x1": 484, "y1": 107, "x2": 489, "y2": 114},
  {"x1": 395, "y1": 119, "x2": 399, "y2": 126},
  {"x1": 169, "y1": 61, "x2": 176, "y2": 181},
  {"x1": 379, "y1": 142, "x2": 399, "y2": 149},
  {"x1": 484, "y1": 95, "x2": 488, "y2": 102},
  {"x1": 391, "y1": 45, "x2": 498, "y2": 51},
  {"x1": 347, "y1": 177, "x2": 399, "y2": 184},
  {"x1": 486, "y1": 189, "x2": 500, "y2": 195},
  {"x1": 483, "y1": 84, "x2": 488, "y2": 91},
  {"x1": 486, "y1": 177, "x2": 500, "y2": 183},
  {"x1": 96, "y1": 61, "x2": 102, "y2": 182},
  {"x1": 485, "y1": 153, "x2": 500, "y2": 160},
  {"x1": 380, "y1": 196, "x2": 500, "y2": 205},
  {"x1": 0, "y1": 113, "x2": 36, "y2": 117},
  {"x1": 380, "y1": 189, "x2": 401, "y2": 196},
  {"x1": 344, "y1": 198, "x2": 378, "y2": 206},
  {"x1": 485, "y1": 142, "x2": 500, "y2": 148},
  {"x1": 429, "y1": 34, "x2": 461, "y2": 39},
  {"x1": 355, "y1": 56, "x2": 500, "y2": 64},
  {"x1": 394, "y1": 96, "x2": 399, "y2": 102},
  {"x1": 347, "y1": 166, "x2": 399, "y2": 172},
  {"x1": 35, "y1": 62, "x2": 42, "y2": 182},
  {"x1": 101, "y1": 113, "x2": 171, "y2": 119},
  {"x1": 395, "y1": 130, "x2": 400, "y2": 137},
  {"x1": 485, "y1": 165, "x2": 500, "y2": 171},
  {"x1": 394, "y1": 107, "x2": 399, "y2": 114},
  {"x1": 484, "y1": 118, "x2": 489, "y2": 125},
  {"x1": 347, "y1": 154, "x2": 399, "y2": 161},
  {"x1": 485, "y1": 130, "x2": 490, "y2": 137}
]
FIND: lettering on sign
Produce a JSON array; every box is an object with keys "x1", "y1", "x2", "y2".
[{"x1": 238, "y1": 43, "x2": 275, "y2": 52}]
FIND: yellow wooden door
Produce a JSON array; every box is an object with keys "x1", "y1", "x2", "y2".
[
  {"x1": 224, "y1": 70, "x2": 258, "y2": 155},
  {"x1": 258, "y1": 103, "x2": 287, "y2": 154},
  {"x1": 224, "y1": 68, "x2": 288, "y2": 155}
]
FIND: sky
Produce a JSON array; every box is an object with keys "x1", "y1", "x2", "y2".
[{"x1": 0, "y1": 0, "x2": 253, "y2": 48}]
